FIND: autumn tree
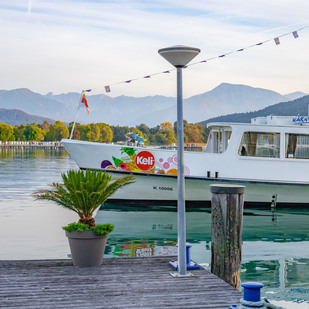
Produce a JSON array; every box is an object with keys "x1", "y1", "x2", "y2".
[
  {"x1": 157, "y1": 121, "x2": 177, "y2": 145},
  {"x1": 160, "y1": 121, "x2": 173, "y2": 131},
  {"x1": 40, "y1": 121, "x2": 50, "y2": 133},
  {"x1": 196, "y1": 124, "x2": 209, "y2": 143},
  {"x1": 184, "y1": 123, "x2": 203, "y2": 143}
]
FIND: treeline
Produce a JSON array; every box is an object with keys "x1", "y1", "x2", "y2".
[{"x1": 0, "y1": 121, "x2": 209, "y2": 145}]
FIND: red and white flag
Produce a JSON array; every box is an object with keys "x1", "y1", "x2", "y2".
[{"x1": 81, "y1": 93, "x2": 89, "y2": 115}]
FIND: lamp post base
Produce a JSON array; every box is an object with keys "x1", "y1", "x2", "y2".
[{"x1": 170, "y1": 271, "x2": 194, "y2": 278}]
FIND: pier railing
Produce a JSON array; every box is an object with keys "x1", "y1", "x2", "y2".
[{"x1": 0, "y1": 141, "x2": 63, "y2": 149}]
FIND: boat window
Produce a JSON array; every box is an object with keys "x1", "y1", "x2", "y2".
[
  {"x1": 238, "y1": 132, "x2": 280, "y2": 158},
  {"x1": 286, "y1": 134, "x2": 309, "y2": 159},
  {"x1": 204, "y1": 128, "x2": 231, "y2": 153}
]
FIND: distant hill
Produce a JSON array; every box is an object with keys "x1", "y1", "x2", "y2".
[
  {"x1": 0, "y1": 88, "x2": 68, "y2": 122},
  {"x1": 199, "y1": 95, "x2": 309, "y2": 125},
  {"x1": 0, "y1": 108, "x2": 55, "y2": 126},
  {"x1": 0, "y1": 84, "x2": 306, "y2": 126}
]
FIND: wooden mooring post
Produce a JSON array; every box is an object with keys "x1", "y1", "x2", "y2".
[{"x1": 210, "y1": 184, "x2": 245, "y2": 289}]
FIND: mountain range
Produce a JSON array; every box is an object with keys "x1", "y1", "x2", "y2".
[
  {"x1": 200, "y1": 94, "x2": 309, "y2": 125},
  {"x1": 0, "y1": 83, "x2": 306, "y2": 127}
]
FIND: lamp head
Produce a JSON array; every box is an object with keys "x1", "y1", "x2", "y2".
[{"x1": 158, "y1": 45, "x2": 200, "y2": 68}]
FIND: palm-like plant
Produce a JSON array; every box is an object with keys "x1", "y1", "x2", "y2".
[{"x1": 33, "y1": 169, "x2": 135, "y2": 227}]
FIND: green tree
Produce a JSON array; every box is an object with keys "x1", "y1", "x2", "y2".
[
  {"x1": 90, "y1": 123, "x2": 101, "y2": 142},
  {"x1": 45, "y1": 121, "x2": 69, "y2": 141},
  {"x1": 136, "y1": 123, "x2": 150, "y2": 136},
  {"x1": 79, "y1": 124, "x2": 91, "y2": 141},
  {"x1": 112, "y1": 125, "x2": 130, "y2": 142},
  {"x1": 14, "y1": 125, "x2": 27, "y2": 141},
  {"x1": 154, "y1": 128, "x2": 176, "y2": 145},
  {"x1": 98, "y1": 123, "x2": 113, "y2": 142},
  {"x1": 54, "y1": 121, "x2": 69, "y2": 140},
  {"x1": 24, "y1": 124, "x2": 45, "y2": 141},
  {"x1": 173, "y1": 120, "x2": 188, "y2": 135},
  {"x1": 0, "y1": 123, "x2": 15, "y2": 141},
  {"x1": 164, "y1": 128, "x2": 177, "y2": 144},
  {"x1": 68, "y1": 122, "x2": 81, "y2": 140}
]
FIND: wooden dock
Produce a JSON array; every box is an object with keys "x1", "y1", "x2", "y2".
[{"x1": 0, "y1": 257, "x2": 241, "y2": 308}]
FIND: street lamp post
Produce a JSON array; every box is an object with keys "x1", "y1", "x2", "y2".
[{"x1": 158, "y1": 45, "x2": 200, "y2": 276}]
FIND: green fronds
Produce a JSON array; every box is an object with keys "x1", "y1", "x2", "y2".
[
  {"x1": 62, "y1": 222, "x2": 114, "y2": 236},
  {"x1": 33, "y1": 169, "x2": 135, "y2": 225}
]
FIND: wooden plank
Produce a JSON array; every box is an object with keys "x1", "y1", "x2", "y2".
[{"x1": 0, "y1": 257, "x2": 242, "y2": 308}]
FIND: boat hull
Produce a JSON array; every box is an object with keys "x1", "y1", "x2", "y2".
[
  {"x1": 61, "y1": 139, "x2": 309, "y2": 207},
  {"x1": 87, "y1": 169, "x2": 309, "y2": 208}
]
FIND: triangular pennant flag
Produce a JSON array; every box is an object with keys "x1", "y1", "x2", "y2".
[
  {"x1": 256, "y1": 42, "x2": 263, "y2": 46},
  {"x1": 274, "y1": 37, "x2": 280, "y2": 45},
  {"x1": 237, "y1": 48, "x2": 244, "y2": 52},
  {"x1": 218, "y1": 54, "x2": 225, "y2": 58},
  {"x1": 81, "y1": 93, "x2": 89, "y2": 115},
  {"x1": 200, "y1": 60, "x2": 207, "y2": 63},
  {"x1": 144, "y1": 75, "x2": 151, "y2": 78},
  {"x1": 293, "y1": 31, "x2": 299, "y2": 38},
  {"x1": 163, "y1": 70, "x2": 170, "y2": 73},
  {"x1": 125, "y1": 80, "x2": 132, "y2": 83},
  {"x1": 84, "y1": 89, "x2": 91, "y2": 92},
  {"x1": 105, "y1": 85, "x2": 111, "y2": 93}
]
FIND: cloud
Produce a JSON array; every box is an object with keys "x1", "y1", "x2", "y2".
[{"x1": 0, "y1": 0, "x2": 308, "y2": 97}]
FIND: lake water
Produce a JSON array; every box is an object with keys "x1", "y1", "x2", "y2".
[{"x1": 1, "y1": 148, "x2": 309, "y2": 308}]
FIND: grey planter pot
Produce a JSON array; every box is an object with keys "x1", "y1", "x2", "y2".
[{"x1": 65, "y1": 231, "x2": 108, "y2": 267}]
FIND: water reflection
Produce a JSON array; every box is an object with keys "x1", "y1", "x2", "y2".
[
  {"x1": 97, "y1": 204, "x2": 309, "y2": 303},
  {"x1": 0, "y1": 148, "x2": 77, "y2": 201}
]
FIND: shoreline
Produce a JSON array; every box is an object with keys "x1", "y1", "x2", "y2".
[{"x1": 0, "y1": 141, "x2": 63, "y2": 149}]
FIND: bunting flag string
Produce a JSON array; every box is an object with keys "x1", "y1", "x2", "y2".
[{"x1": 81, "y1": 25, "x2": 308, "y2": 94}]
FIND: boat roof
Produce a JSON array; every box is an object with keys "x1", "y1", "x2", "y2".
[{"x1": 207, "y1": 115, "x2": 309, "y2": 129}]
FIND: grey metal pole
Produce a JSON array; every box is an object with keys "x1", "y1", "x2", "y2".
[{"x1": 176, "y1": 67, "x2": 186, "y2": 276}]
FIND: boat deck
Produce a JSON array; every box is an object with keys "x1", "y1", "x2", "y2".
[{"x1": 0, "y1": 257, "x2": 242, "y2": 308}]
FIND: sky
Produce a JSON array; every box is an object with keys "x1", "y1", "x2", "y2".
[{"x1": 1, "y1": 0, "x2": 309, "y2": 98}]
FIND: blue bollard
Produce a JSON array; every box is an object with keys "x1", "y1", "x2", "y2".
[
  {"x1": 228, "y1": 281, "x2": 264, "y2": 309},
  {"x1": 241, "y1": 281, "x2": 264, "y2": 308},
  {"x1": 242, "y1": 282, "x2": 264, "y2": 302},
  {"x1": 169, "y1": 243, "x2": 200, "y2": 270}
]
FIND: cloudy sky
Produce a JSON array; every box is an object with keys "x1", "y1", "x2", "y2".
[{"x1": 1, "y1": 0, "x2": 309, "y2": 98}]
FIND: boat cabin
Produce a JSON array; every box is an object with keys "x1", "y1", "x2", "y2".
[{"x1": 205, "y1": 115, "x2": 309, "y2": 160}]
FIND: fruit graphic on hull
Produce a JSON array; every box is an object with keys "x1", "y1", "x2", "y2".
[{"x1": 120, "y1": 147, "x2": 138, "y2": 171}]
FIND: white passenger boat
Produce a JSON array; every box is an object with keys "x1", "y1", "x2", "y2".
[{"x1": 62, "y1": 115, "x2": 309, "y2": 207}]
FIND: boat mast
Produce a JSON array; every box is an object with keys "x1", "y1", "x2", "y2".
[{"x1": 69, "y1": 91, "x2": 84, "y2": 139}]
